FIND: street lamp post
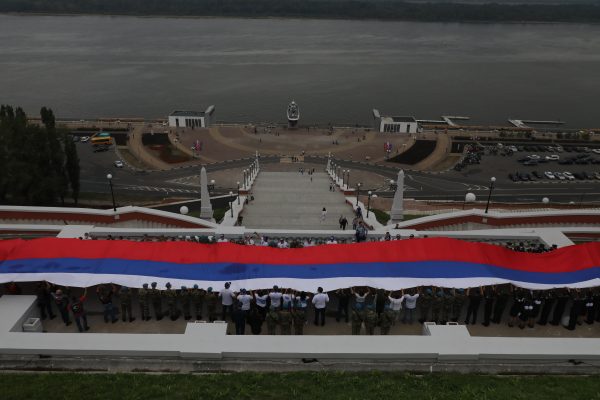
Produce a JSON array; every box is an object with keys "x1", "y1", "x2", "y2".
[
  {"x1": 542, "y1": 197, "x2": 550, "y2": 205},
  {"x1": 243, "y1": 170, "x2": 247, "y2": 189},
  {"x1": 346, "y1": 169, "x2": 350, "y2": 188},
  {"x1": 237, "y1": 181, "x2": 240, "y2": 205},
  {"x1": 367, "y1": 191, "x2": 372, "y2": 218},
  {"x1": 342, "y1": 170, "x2": 346, "y2": 187},
  {"x1": 356, "y1": 183, "x2": 361, "y2": 206},
  {"x1": 229, "y1": 191, "x2": 234, "y2": 217},
  {"x1": 484, "y1": 177, "x2": 496, "y2": 214},
  {"x1": 390, "y1": 179, "x2": 395, "y2": 191},
  {"x1": 106, "y1": 173, "x2": 116, "y2": 212},
  {"x1": 209, "y1": 179, "x2": 215, "y2": 191}
]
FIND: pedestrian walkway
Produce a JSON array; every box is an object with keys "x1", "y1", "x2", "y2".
[{"x1": 241, "y1": 172, "x2": 354, "y2": 230}]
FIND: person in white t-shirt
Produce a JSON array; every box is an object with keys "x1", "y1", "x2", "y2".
[
  {"x1": 303, "y1": 238, "x2": 315, "y2": 247},
  {"x1": 325, "y1": 236, "x2": 338, "y2": 245},
  {"x1": 277, "y1": 239, "x2": 289, "y2": 249},
  {"x1": 236, "y1": 289, "x2": 253, "y2": 312},
  {"x1": 245, "y1": 236, "x2": 255, "y2": 246},
  {"x1": 219, "y1": 282, "x2": 235, "y2": 321},
  {"x1": 351, "y1": 287, "x2": 370, "y2": 310},
  {"x1": 260, "y1": 236, "x2": 270, "y2": 246},
  {"x1": 320, "y1": 207, "x2": 327, "y2": 223},
  {"x1": 281, "y1": 290, "x2": 295, "y2": 309},
  {"x1": 401, "y1": 289, "x2": 420, "y2": 324},
  {"x1": 253, "y1": 290, "x2": 269, "y2": 319},
  {"x1": 268, "y1": 286, "x2": 283, "y2": 310},
  {"x1": 217, "y1": 234, "x2": 228, "y2": 243},
  {"x1": 312, "y1": 287, "x2": 329, "y2": 326},
  {"x1": 388, "y1": 291, "x2": 403, "y2": 323}
]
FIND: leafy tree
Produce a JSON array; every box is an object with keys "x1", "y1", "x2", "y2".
[
  {"x1": 64, "y1": 130, "x2": 81, "y2": 205},
  {"x1": 0, "y1": 105, "x2": 79, "y2": 206}
]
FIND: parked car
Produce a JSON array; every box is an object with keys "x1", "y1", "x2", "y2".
[
  {"x1": 114, "y1": 160, "x2": 124, "y2": 168},
  {"x1": 554, "y1": 172, "x2": 566, "y2": 180},
  {"x1": 593, "y1": 149, "x2": 600, "y2": 155},
  {"x1": 545, "y1": 155, "x2": 560, "y2": 161},
  {"x1": 544, "y1": 171, "x2": 555, "y2": 179},
  {"x1": 81, "y1": 136, "x2": 90, "y2": 143},
  {"x1": 523, "y1": 160, "x2": 538, "y2": 166},
  {"x1": 555, "y1": 146, "x2": 564, "y2": 153},
  {"x1": 594, "y1": 172, "x2": 600, "y2": 180},
  {"x1": 508, "y1": 173, "x2": 518, "y2": 182},
  {"x1": 93, "y1": 145, "x2": 109, "y2": 153},
  {"x1": 563, "y1": 171, "x2": 575, "y2": 181},
  {"x1": 528, "y1": 154, "x2": 541, "y2": 160},
  {"x1": 532, "y1": 171, "x2": 543, "y2": 179},
  {"x1": 583, "y1": 171, "x2": 594, "y2": 180},
  {"x1": 574, "y1": 172, "x2": 585, "y2": 180}
]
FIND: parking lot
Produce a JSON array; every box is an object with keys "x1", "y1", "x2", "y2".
[{"x1": 448, "y1": 143, "x2": 600, "y2": 185}]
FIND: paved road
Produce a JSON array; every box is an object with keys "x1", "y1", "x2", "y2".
[{"x1": 77, "y1": 142, "x2": 599, "y2": 204}]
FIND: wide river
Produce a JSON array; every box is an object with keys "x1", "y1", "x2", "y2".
[{"x1": 1, "y1": 14, "x2": 600, "y2": 127}]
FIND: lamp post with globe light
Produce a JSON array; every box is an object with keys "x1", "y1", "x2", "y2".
[
  {"x1": 106, "y1": 174, "x2": 117, "y2": 212},
  {"x1": 484, "y1": 177, "x2": 496, "y2": 214},
  {"x1": 229, "y1": 191, "x2": 234, "y2": 217},
  {"x1": 356, "y1": 183, "x2": 361, "y2": 206}
]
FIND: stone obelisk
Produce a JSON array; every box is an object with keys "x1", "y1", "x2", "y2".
[
  {"x1": 199, "y1": 166, "x2": 214, "y2": 221},
  {"x1": 389, "y1": 169, "x2": 405, "y2": 223}
]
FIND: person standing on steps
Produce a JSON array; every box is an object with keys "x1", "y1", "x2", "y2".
[{"x1": 320, "y1": 207, "x2": 327, "y2": 223}]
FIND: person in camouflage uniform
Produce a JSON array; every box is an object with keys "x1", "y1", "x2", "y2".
[
  {"x1": 138, "y1": 283, "x2": 151, "y2": 321},
  {"x1": 191, "y1": 284, "x2": 205, "y2": 320},
  {"x1": 431, "y1": 287, "x2": 445, "y2": 323},
  {"x1": 292, "y1": 292, "x2": 309, "y2": 335},
  {"x1": 364, "y1": 304, "x2": 378, "y2": 335},
  {"x1": 492, "y1": 284, "x2": 511, "y2": 324},
  {"x1": 266, "y1": 308, "x2": 279, "y2": 335},
  {"x1": 351, "y1": 306, "x2": 364, "y2": 335},
  {"x1": 180, "y1": 286, "x2": 192, "y2": 320},
  {"x1": 150, "y1": 282, "x2": 163, "y2": 321},
  {"x1": 451, "y1": 288, "x2": 466, "y2": 323},
  {"x1": 440, "y1": 288, "x2": 452, "y2": 324},
  {"x1": 279, "y1": 304, "x2": 292, "y2": 335},
  {"x1": 418, "y1": 287, "x2": 433, "y2": 323},
  {"x1": 380, "y1": 304, "x2": 394, "y2": 335},
  {"x1": 205, "y1": 287, "x2": 218, "y2": 322},
  {"x1": 164, "y1": 282, "x2": 180, "y2": 321},
  {"x1": 119, "y1": 286, "x2": 135, "y2": 322}
]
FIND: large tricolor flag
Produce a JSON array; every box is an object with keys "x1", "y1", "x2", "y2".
[{"x1": 1, "y1": 238, "x2": 599, "y2": 290}]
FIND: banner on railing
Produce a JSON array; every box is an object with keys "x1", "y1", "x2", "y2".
[{"x1": 0, "y1": 238, "x2": 599, "y2": 290}]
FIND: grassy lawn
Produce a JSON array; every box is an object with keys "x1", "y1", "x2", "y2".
[{"x1": 1, "y1": 372, "x2": 600, "y2": 400}]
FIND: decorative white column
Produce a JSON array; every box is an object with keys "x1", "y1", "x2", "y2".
[
  {"x1": 199, "y1": 166, "x2": 214, "y2": 221},
  {"x1": 389, "y1": 169, "x2": 405, "y2": 223}
]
